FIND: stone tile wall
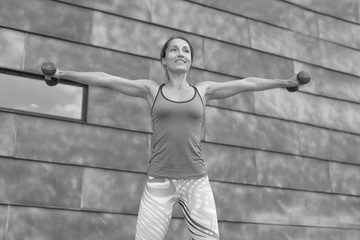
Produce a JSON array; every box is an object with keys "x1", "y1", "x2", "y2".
[{"x1": 0, "y1": 0, "x2": 359, "y2": 239}]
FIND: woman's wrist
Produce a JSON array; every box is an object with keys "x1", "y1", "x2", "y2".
[
  {"x1": 54, "y1": 69, "x2": 64, "y2": 79},
  {"x1": 285, "y1": 75, "x2": 298, "y2": 88}
]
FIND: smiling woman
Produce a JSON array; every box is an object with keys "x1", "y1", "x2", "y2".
[
  {"x1": 159, "y1": 36, "x2": 194, "y2": 82},
  {"x1": 0, "y1": 72, "x2": 84, "y2": 120},
  {"x1": 40, "y1": 36, "x2": 304, "y2": 240}
]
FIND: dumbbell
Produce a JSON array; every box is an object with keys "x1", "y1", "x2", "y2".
[
  {"x1": 287, "y1": 71, "x2": 311, "y2": 92},
  {"x1": 41, "y1": 61, "x2": 59, "y2": 86}
]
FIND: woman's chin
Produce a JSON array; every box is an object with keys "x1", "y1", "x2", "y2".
[{"x1": 168, "y1": 66, "x2": 190, "y2": 74}]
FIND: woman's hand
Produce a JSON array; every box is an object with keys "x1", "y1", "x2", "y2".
[
  {"x1": 286, "y1": 71, "x2": 311, "y2": 92},
  {"x1": 44, "y1": 68, "x2": 61, "y2": 80},
  {"x1": 286, "y1": 74, "x2": 300, "y2": 88}
]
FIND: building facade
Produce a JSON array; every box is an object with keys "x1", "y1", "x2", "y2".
[{"x1": 0, "y1": 0, "x2": 360, "y2": 239}]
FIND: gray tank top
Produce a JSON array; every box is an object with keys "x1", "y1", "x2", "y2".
[{"x1": 148, "y1": 83, "x2": 208, "y2": 179}]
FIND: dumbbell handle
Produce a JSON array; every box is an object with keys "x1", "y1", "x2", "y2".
[
  {"x1": 287, "y1": 71, "x2": 311, "y2": 92},
  {"x1": 41, "y1": 62, "x2": 59, "y2": 86}
]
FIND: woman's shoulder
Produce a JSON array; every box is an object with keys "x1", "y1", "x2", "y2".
[
  {"x1": 194, "y1": 81, "x2": 216, "y2": 93},
  {"x1": 195, "y1": 81, "x2": 216, "y2": 104},
  {"x1": 195, "y1": 81, "x2": 215, "y2": 88},
  {"x1": 141, "y1": 79, "x2": 162, "y2": 98},
  {"x1": 137, "y1": 79, "x2": 161, "y2": 89}
]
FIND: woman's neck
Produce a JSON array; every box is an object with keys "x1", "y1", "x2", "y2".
[{"x1": 166, "y1": 72, "x2": 189, "y2": 90}]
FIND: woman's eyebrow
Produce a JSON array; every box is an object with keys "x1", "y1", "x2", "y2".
[{"x1": 169, "y1": 45, "x2": 189, "y2": 48}]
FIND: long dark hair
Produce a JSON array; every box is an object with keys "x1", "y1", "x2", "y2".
[{"x1": 160, "y1": 36, "x2": 194, "y2": 82}]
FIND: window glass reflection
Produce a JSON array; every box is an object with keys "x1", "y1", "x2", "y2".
[{"x1": 0, "y1": 73, "x2": 83, "y2": 119}]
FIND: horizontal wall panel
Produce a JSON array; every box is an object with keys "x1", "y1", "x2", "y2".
[
  {"x1": 24, "y1": 34, "x2": 151, "y2": 80},
  {"x1": 87, "y1": 86, "x2": 152, "y2": 132},
  {"x1": 318, "y1": 14, "x2": 360, "y2": 49},
  {"x1": 6, "y1": 207, "x2": 136, "y2": 240},
  {"x1": 325, "y1": 99, "x2": 360, "y2": 134},
  {"x1": 0, "y1": 28, "x2": 25, "y2": 70},
  {"x1": 306, "y1": 227, "x2": 360, "y2": 240},
  {"x1": 283, "y1": 0, "x2": 314, "y2": 8},
  {"x1": 287, "y1": 4, "x2": 318, "y2": 37},
  {"x1": 256, "y1": 151, "x2": 331, "y2": 192},
  {"x1": 254, "y1": 88, "x2": 360, "y2": 134},
  {"x1": 258, "y1": 224, "x2": 306, "y2": 240},
  {"x1": 294, "y1": 62, "x2": 360, "y2": 103},
  {"x1": 205, "y1": 107, "x2": 300, "y2": 154},
  {"x1": 91, "y1": 11, "x2": 205, "y2": 68},
  {"x1": 327, "y1": 194, "x2": 360, "y2": 228},
  {"x1": 204, "y1": 107, "x2": 258, "y2": 149},
  {"x1": 250, "y1": 20, "x2": 360, "y2": 76},
  {"x1": 14, "y1": 115, "x2": 150, "y2": 171},
  {"x1": 314, "y1": 0, "x2": 358, "y2": 23},
  {"x1": 212, "y1": 183, "x2": 307, "y2": 224},
  {"x1": 283, "y1": 0, "x2": 359, "y2": 23},
  {"x1": 60, "y1": 0, "x2": 151, "y2": 21},
  {"x1": 82, "y1": 169, "x2": 145, "y2": 213},
  {"x1": 0, "y1": 157, "x2": 82, "y2": 208},
  {"x1": 0, "y1": 0, "x2": 92, "y2": 43},
  {"x1": 191, "y1": 0, "x2": 292, "y2": 27},
  {"x1": 254, "y1": 89, "x2": 314, "y2": 125},
  {"x1": 204, "y1": 38, "x2": 294, "y2": 78},
  {"x1": 218, "y1": 222, "x2": 360, "y2": 240},
  {"x1": 218, "y1": 222, "x2": 359, "y2": 240},
  {"x1": 318, "y1": 40, "x2": 360, "y2": 76},
  {"x1": 218, "y1": 222, "x2": 259, "y2": 240},
  {"x1": 151, "y1": 0, "x2": 250, "y2": 46},
  {"x1": 203, "y1": 143, "x2": 257, "y2": 184},
  {"x1": 195, "y1": 0, "x2": 318, "y2": 36},
  {"x1": 331, "y1": 162, "x2": 360, "y2": 195},
  {"x1": 249, "y1": 20, "x2": 321, "y2": 65},
  {"x1": 0, "y1": 112, "x2": 16, "y2": 157},
  {"x1": 320, "y1": 194, "x2": 360, "y2": 229},
  {"x1": 299, "y1": 125, "x2": 360, "y2": 165},
  {"x1": 212, "y1": 182, "x2": 360, "y2": 228}
]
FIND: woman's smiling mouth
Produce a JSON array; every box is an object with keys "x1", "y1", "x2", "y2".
[{"x1": 175, "y1": 59, "x2": 186, "y2": 63}]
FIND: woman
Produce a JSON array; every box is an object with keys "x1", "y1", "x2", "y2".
[{"x1": 45, "y1": 36, "x2": 301, "y2": 240}]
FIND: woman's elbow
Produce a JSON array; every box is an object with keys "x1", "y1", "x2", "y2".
[{"x1": 94, "y1": 73, "x2": 112, "y2": 87}]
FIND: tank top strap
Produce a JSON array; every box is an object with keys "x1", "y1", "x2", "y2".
[
  {"x1": 190, "y1": 84, "x2": 205, "y2": 107},
  {"x1": 151, "y1": 83, "x2": 165, "y2": 113}
]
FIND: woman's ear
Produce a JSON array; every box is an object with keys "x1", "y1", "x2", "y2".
[{"x1": 161, "y1": 57, "x2": 166, "y2": 67}]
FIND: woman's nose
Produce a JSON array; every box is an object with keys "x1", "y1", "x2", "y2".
[{"x1": 178, "y1": 52, "x2": 184, "y2": 58}]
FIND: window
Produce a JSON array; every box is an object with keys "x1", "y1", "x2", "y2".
[{"x1": 0, "y1": 72, "x2": 85, "y2": 120}]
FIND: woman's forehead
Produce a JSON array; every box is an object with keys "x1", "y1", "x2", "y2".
[{"x1": 168, "y1": 38, "x2": 190, "y2": 48}]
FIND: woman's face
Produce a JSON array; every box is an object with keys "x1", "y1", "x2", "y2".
[{"x1": 162, "y1": 38, "x2": 192, "y2": 74}]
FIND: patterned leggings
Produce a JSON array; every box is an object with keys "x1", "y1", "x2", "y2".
[{"x1": 135, "y1": 175, "x2": 219, "y2": 240}]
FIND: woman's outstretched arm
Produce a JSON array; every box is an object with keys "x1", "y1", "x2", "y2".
[
  {"x1": 47, "y1": 69, "x2": 159, "y2": 105},
  {"x1": 196, "y1": 74, "x2": 299, "y2": 102}
]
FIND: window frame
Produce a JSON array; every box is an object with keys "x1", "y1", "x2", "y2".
[{"x1": 0, "y1": 68, "x2": 88, "y2": 122}]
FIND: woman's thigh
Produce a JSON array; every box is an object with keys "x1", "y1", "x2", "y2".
[
  {"x1": 179, "y1": 176, "x2": 220, "y2": 240},
  {"x1": 135, "y1": 176, "x2": 178, "y2": 240}
]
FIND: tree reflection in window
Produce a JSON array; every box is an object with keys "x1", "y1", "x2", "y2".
[{"x1": 0, "y1": 73, "x2": 83, "y2": 119}]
